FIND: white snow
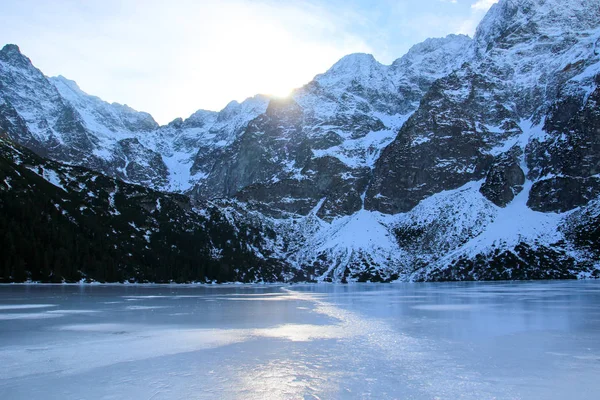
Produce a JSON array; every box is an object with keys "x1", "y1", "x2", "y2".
[
  {"x1": 2, "y1": 177, "x2": 12, "y2": 190},
  {"x1": 313, "y1": 210, "x2": 398, "y2": 255},
  {"x1": 108, "y1": 188, "x2": 120, "y2": 216},
  {"x1": 445, "y1": 181, "x2": 562, "y2": 259},
  {"x1": 42, "y1": 169, "x2": 66, "y2": 191},
  {"x1": 310, "y1": 112, "x2": 412, "y2": 169},
  {"x1": 276, "y1": 203, "x2": 403, "y2": 281}
]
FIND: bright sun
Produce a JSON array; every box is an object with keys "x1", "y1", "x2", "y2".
[
  {"x1": 261, "y1": 73, "x2": 295, "y2": 99},
  {"x1": 268, "y1": 87, "x2": 293, "y2": 98}
]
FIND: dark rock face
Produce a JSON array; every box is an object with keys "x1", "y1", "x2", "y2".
[
  {"x1": 480, "y1": 147, "x2": 525, "y2": 207},
  {"x1": 54, "y1": 104, "x2": 95, "y2": 152},
  {"x1": 367, "y1": 0, "x2": 600, "y2": 218},
  {"x1": 564, "y1": 198, "x2": 600, "y2": 269},
  {"x1": 528, "y1": 177, "x2": 600, "y2": 213},
  {"x1": 531, "y1": 84, "x2": 600, "y2": 180},
  {"x1": 194, "y1": 96, "x2": 378, "y2": 220},
  {"x1": 235, "y1": 156, "x2": 370, "y2": 220},
  {"x1": 366, "y1": 67, "x2": 516, "y2": 213},
  {"x1": 114, "y1": 138, "x2": 169, "y2": 189},
  {"x1": 0, "y1": 100, "x2": 45, "y2": 156},
  {"x1": 422, "y1": 243, "x2": 581, "y2": 282},
  {"x1": 196, "y1": 98, "x2": 308, "y2": 197},
  {"x1": 526, "y1": 82, "x2": 600, "y2": 212}
]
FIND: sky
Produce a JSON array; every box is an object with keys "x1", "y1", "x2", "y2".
[{"x1": 0, "y1": 0, "x2": 499, "y2": 124}]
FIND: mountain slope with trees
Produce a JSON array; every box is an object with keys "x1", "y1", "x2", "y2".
[{"x1": 0, "y1": 137, "x2": 287, "y2": 283}]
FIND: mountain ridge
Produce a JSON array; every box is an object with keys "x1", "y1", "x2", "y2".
[{"x1": 1, "y1": 0, "x2": 599, "y2": 283}]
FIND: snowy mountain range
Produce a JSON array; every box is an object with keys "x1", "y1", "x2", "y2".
[{"x1": 1, "y1": 0, "x2": 599, "y2": 282}]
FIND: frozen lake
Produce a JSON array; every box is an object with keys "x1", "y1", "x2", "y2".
[{"x1": 1, "y1": 282, "x2": 599, "y2": 399}]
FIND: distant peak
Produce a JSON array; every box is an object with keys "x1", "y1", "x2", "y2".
[
  {"x1": 54, "y1": 74, "x2": 75, "y2": 83},
  {"x1": 314, "y1": 53, "x2": 385, "y2": 86},
  {"x1": 237, "y1": 94, "x2": 272, "y2": 110},
  {"x1": 390, "y1": 34, "x2": 473, "y2": 73},
  {"x1": 0, "y1": 44, "x2": 32, "y2": 68},
  {"x1": 187, "y1": 109, "x2": 217, "y2": 120},
  {"x1": 1, "y1": 44, "x2": 21, "y2": 55},
  {"x1": 248, "y1": 94, "x2": 271, "y2": 103},
  {"x1": 331, "y1": 53, "x2": 380, "y2": 70},
  {"x1": 339, "y1": 53, "x2": 377, "y2": 62},
  {"x1": 473, "y1": 0, "x2": 600, "y2": 54},
  {"x1": 403, "y1": 34, "x2": 472, "y2": 58},
  {"x1": 182, "y1": 109, "x2": 218, "y2": 128},
  {"x1": 167, "y1": 117, "x2": 184, "y2": 128},
  {"x1": 224, "y1": 100, "x2": 241, "y2": 109},
  {"x1": 51, "y1": 75, "x2": 83, "y2": 92}
]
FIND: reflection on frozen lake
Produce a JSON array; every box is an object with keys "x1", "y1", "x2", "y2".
[{"x1": 0, "y1": 281, "x2": 599, "y2": 399}]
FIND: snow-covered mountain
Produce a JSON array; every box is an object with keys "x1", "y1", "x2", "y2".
[
  {"x1": 0, "y1": 47, "x2": 270, "y2": 192},
  {"x1": 1, "y1": 0, "x2": 599, "y2": 282}
]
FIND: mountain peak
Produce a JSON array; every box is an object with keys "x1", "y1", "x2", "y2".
[
  {"x1": 51, "y1": 75, "x2": 84, "y2": 93},
  {"x1": 1, "y1": 44, "x2": 21, "y2": 55},
  {"x1": 0, "y1": 44, "x2": 32, "y2": 68},
  {"x1": 390, "y1": 34, "x2": 472, "y2": 80},
  {"x1": 393, "y1": 34, "x2": 472, "y2": 68},
  {"x1": 403, "y1": 34, "x2": 472, "y2": 59},
  {"x1": 183, "y1": 109, "x2": 217, "y2": 128},
  {"x1": 474, "y1": 0, "x2": 600, "y2": 55},
  {"x1": 313, "y1": 53, "x2": 386, "y2": 89},
  {"x1": 328, "y1": 53, "x2": 381, "y2": 73}
]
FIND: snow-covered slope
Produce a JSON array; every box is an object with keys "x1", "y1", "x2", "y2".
[
  {"x1": 0, "y1": 44, "x2": 270, "y2": 192},
  {"x1": 51, "y1": 75, "x2": 158, "y2": 136},
  {"x1": 0, "y1": 45, "x2": 69, "y2": 144}
]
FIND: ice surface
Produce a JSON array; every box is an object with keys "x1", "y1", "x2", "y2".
[
  {"x1": 0, "y1": 282, "x2": 599, "y2": 399},
  {"x1": 0, "y1": 304, "x2": 57, "y2": 310}
]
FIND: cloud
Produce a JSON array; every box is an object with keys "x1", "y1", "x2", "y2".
[
  {"x1": 456, "y1": 0, "x2": 499, "y2": 35},
  {"x1": 471, "y1": 0, "x2": 499, "y2": 11}
]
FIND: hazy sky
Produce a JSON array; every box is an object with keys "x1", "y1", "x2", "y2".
[{"x1": 0, "y1": 0, "x2": 498, "y2": 124}]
